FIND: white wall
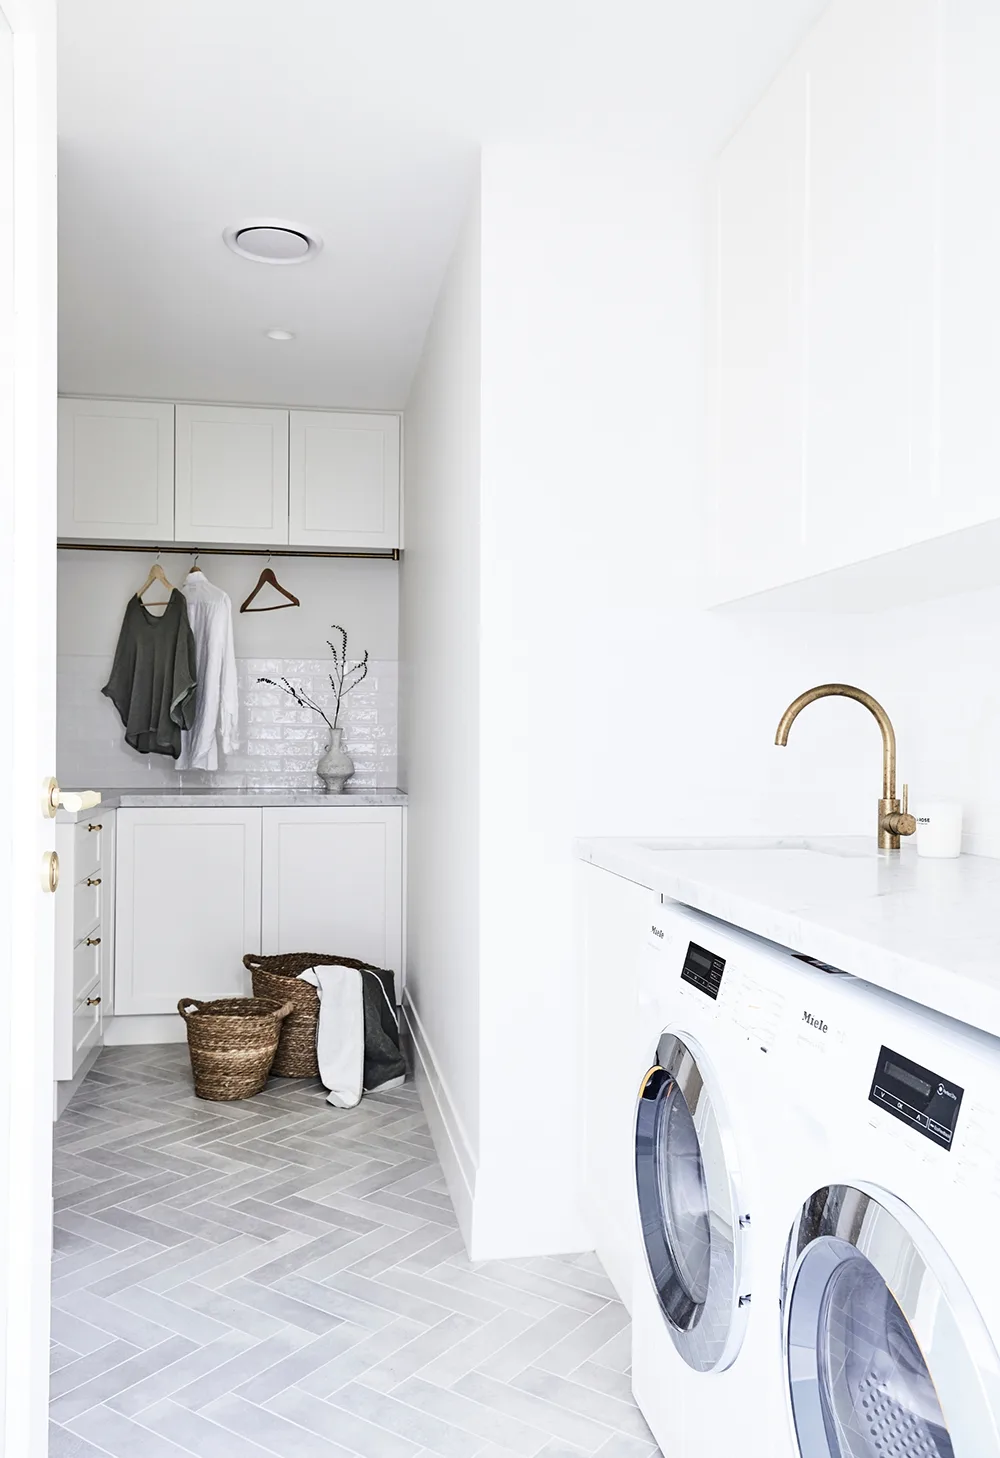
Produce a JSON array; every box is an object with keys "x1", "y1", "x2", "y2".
[
  {"x1": 399, "y1": 186, "x2": 482, "y2": 1241},
  {"x1": 58, "y1": 550, "x2": 399, "y2": 788}
]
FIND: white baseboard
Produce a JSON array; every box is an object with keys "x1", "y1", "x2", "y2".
[
  {"x1": 401, "y1": 995, "x2": 475, "y2": 1250},
  {"x1": 104, "y1": 1014, "x2": 186, "y2": 1046},
  {"x1": 53, "y1": 1044, "x2": 103, "y2": 1120}
]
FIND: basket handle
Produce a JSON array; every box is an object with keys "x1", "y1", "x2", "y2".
[
  {"x1": 177, "y1": 999, "x2": 202, "y2": 1021},
  {"x1": 273, "y1": 1000, "x2": 295, "y2": 1021},
  {"x1": 243, "y1": 954, "x2": 264, "y2": 971}
]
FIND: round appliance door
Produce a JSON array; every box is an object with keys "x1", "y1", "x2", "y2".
[
  {"x1": 783, "y1": 1184, "x2": 1000, "y2": 1458},
  {"x1": 635, "y1": 1031, "x2": 746, "y2": 1373}
]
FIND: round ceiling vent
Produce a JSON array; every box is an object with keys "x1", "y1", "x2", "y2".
[{"x1": 223, "y1": 219, "x2": 323, "y2": 265}]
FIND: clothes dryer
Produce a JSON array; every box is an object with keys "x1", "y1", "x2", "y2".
[{"x1": 775, "y1": 972, "x2": 1000, "y2": 1458}]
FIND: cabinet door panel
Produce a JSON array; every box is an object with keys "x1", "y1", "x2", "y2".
[
  {"x1": 175, "y1": 405, "x2": 289, "y2": 545},
  {"x1": 58, "y1": 397, "x2": 175, "y2": 541},
  {"x1": 289, "y1": 411, "x2": 400, "y2": 549},
  {"x1": 921, "y1": 1, "x2": 1000, "y2": 539},
  {"x1": 802, "y1": 0, "x2": 937, "y2": 570},
  {"x1": 261, "y1": 808, "x2": 403, "y2": 984},
  {"x1": 714, "y1": 59, "x2": 808, "y2": 601},
  {"x1": 114, "y1": 809, "x2": 262, "y2": 1016}
]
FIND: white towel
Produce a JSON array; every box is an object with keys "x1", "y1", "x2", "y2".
[{"x1": 298, "y1": 965, "x2": 365, "y2": 1108}]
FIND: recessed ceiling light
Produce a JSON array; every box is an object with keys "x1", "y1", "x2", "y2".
[
  {"x1": 223, "y1": 219, "x2": 323, "y2": 265},
  {"x1": 266, "y1": 328, "x2": 295, "y2": 341}
]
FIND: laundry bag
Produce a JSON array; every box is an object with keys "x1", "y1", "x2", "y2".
[{"x1": 178, "y1": 996, "x2": 293, "y2": 1100}]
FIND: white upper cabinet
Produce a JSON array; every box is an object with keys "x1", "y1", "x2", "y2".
[
  {"x1": 714, "y1": 57, "x2": 808, "y2": 602},
  {"x1": 175, "y1": 404, "x2": 289, "y2": 546},
  {"x1": 289, "y1": 410, "x2": 400, "y2": 549},
  {"x1": 918, "y1": 0, "x2": 1000, "y2": 542},
  {"x1": 58, "y1": 397, "x2": 175, "y2": 541},
  {"x1": 801, "y1": 0, "x2": 937, "y2": 575},
  {"x1": 710, "y1": 0, "x2": 1000, "y2": 606}
]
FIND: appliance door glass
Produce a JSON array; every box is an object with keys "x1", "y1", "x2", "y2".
[
  {"x1": 635, "y1": 1032, "x2": 744, "y2": 1373},
  {"x1": 783, "y1": 1185, "x2": 1000, "y2": 1458}
]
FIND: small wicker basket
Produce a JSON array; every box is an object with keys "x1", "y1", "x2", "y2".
[
  {"x1": 178, "y1": 996, "x2": 294, "y2": 1101},
  {"x1": 243, "y1": 952, "x2": 389, "y2": 1078}
]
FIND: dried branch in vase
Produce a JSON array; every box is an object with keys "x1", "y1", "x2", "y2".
[{"x1": 258, "y1": 624, "x2": 370, "y2": 733}]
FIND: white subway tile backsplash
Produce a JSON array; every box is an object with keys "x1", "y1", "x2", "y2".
[{"x1": 57, "y1": 655, "x2": 399, "y2": 791}]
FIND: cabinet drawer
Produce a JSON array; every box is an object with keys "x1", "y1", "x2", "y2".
[
  {"x1": 73, "y1": 874, "x2": 101, "y2": 940},
  {"x1": 72, "y1": 979, "x2": 103, "y2": 1071},
  {"x1": 72, "y1": 931, "x2": 102, "y2": 1003},
  {"x1": 74, "y1": 819, "x2": 104, "y2": 879}
]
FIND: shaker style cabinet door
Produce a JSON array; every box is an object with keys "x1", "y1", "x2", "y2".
[
  {"x1": 175, "y1": 404, "x2": 289, "y2": 546},
  {"x1": 288, "y1": 410, "x2": 400, "y2": 549},
  {"x1": 58, "y1": 397, "x2": 175, "y2": 541},
  {"x1": 260, "y1": 808, "x2": 403, "y2": 986},
  {"x1": 114, "y1": 809, "x2": 262, "y2": 1016}
]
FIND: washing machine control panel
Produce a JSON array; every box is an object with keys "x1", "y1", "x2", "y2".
[
  {"x1": 868, "y1": 1044, "x2": 964, "y2": 1150},
  {"x1": 680, "y1": 941, "x2": 726, "y2": 1000}
]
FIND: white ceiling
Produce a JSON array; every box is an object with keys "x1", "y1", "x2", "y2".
[{"x1": 58, "y1": 0, "x2": 829, "y2": 410}]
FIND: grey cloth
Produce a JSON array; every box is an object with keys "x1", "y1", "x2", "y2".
[
  {"x1": 102, "y1": 591, "x2": 197, "y2": 758},
  {"x1": 361, "y1": 967, "x2": 406, "y2": 1093}
]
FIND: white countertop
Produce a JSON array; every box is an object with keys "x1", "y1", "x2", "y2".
[
  {"x1": 57, "y1": 786, "x2": 407, "y2": 820},
  {"x1": 577, "y1": 835, "x2": 1000, "y2": 1039}
]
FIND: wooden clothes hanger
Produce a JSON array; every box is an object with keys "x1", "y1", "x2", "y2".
[
  {"x1": 135, "y1": 554, "x2": 174, "y2": 608},
  {"x1": 240, "y1": 559, "x2": 300, "y2": 613}
]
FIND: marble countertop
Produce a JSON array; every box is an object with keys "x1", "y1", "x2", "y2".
[
  {"x1": 57, "y1": 786, "x2": 407, "y2": 820},
  {"x1": 577, "y1": 835, "x2": 1000, "y2": 1039}
]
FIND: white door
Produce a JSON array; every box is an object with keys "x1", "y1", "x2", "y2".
[
  {"x1": 114, "y1": 809, "x2": 262, "y2": 1016},
  {"x1": 175, "y1": 403, "x2": 289, "y2": 545},
  {"x1": 57, "y1": 397, "x2": 175, "y2": 541},
  {"x1": 0, "y1": 1, "x2": 56, "y2": 1451},
  {"x1": 261, "y1": 807, "x2": 403, "y2": 981},
  {"x1": 288, "y1": 410, "x2": 400, "y2": 549}
]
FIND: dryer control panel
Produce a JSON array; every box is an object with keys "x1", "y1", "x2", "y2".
[
  {"x1": 868, "y1": 1045, "x2": 964, "y2": 1151},
  {"x1": 680, "y1": 941, "x2": 726, "y2": 1000}
]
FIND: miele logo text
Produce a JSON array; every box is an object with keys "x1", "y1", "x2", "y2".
[
  {"x1": 651, "y1": 925, "x2": 664, "y2": 939},
  {"x1": 802, "y1": 1011, "x2": 828, "y2": 1033},
  {"x1": 937, "y1": 1083, "x2": 957, "y2": 1101}
]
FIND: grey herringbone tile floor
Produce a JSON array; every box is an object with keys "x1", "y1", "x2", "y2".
[{"x1": 50, "y1": 1045, "x2": 657, "y2": 1458}]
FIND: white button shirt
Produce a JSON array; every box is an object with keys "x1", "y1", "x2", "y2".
[{"x1": 177, "y1": 571, "x2": 238, "y2": 770}]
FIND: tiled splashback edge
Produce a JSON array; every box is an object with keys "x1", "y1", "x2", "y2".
[{"x1": 58, "y1": 655, "x2": 398, "y2": 790}]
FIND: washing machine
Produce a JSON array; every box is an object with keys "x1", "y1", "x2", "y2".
[
  {"x1": 775, "y1": 970, "x2": 1000, "y2": 1458},
  {"x1": 630, "y1": 897, "x2": 852, "y2": 1458}
]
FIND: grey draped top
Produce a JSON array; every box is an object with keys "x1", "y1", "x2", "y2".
[{"x1": 102, "y1": 591, "x2": 197, "y2": 758}]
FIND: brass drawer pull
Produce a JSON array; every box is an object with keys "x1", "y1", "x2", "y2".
[
  {"x1": 87, "y1": 823, "x2": 102, "y2": 833},
  {"x1": 86, "y1": 877, "x2": 102, "y2": 887},
  {"x1": 85, "y1": 936, "x2": 101, "y2": 947},
  {"x1": 86, "y1": 996, "x2": 101, "y2": 1007}
]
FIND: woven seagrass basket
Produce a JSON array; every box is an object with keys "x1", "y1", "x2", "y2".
[
  {"x1": 243, "y1": 952, "x2": 388, "y2": 1078},
  {"x1": 178, "y1": 996, "x2": 293, "y2": 1101}
]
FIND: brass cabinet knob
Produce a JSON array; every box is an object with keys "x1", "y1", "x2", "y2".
[
  {"x1": 86, "y1": 996, "x2": 101, "y2": 1007},
  {"x1": 87, "y1": 823, "x2": 103, "y2": 833},
  {"x1": 86, "y1": 877, "x2": 102, "y2": 887},
  {"x1": 85, "y1": 936, "x2": 102, "y2": 947}
]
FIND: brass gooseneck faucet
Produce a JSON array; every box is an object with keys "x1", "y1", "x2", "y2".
[{"x1": 774, "y1": 683, "x2": 917, "y2": 851}]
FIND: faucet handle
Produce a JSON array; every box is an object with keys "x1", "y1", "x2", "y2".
[{"x1": 902, "y1": 783, "x2": 909, "y2": 814}]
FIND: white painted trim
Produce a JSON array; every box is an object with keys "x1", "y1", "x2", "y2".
[
  {"x1": 401, "y1": 994, "x2": 474, "y2": 1248},
  {"x1": 53, "y1": 1043, "x2": 102, "y2": 1121},
  {"x1": 105, "y1": 1013, "x2": 186, "y2": 1046},
  {"x1": 57, "y1": 391, "x2": 403, "y2": 421}
]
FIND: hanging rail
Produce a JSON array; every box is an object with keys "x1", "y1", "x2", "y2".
[{"x1": 56, "y1": 541, "x2": 400, "y2": 562}]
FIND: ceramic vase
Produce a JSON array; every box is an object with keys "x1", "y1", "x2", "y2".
[{"x1": 317, "y1": 727, "x2": 354, "y2": 793}]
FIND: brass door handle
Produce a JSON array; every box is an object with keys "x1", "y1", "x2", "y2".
[
  {"x1": 86, "y1": 996, "x2": 101, "y2": 1006},
  {"x1": 41, "y1": 852, "x2": 59, "y2": 894},
  {"x1": 86, "y1": 877, "x2": 102, "y2": 887},
  {"x1": 85, "y1": 936, "x2": 102, "y2": 947}
]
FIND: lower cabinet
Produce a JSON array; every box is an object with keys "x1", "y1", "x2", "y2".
[
  {"x1": 113, "y1": 805, "x2": 404, "y2": 1020},
  {"x1": 55, "y1": 812, "x2": 112, "y2": 1082},
  {"x1": 114, "y1": 809, "x2": 262, "y2": 1016},
  {"x1": 261, "y1": 808, "x2": 403, "y2": 979},
  {"x1": 578, "y1": 860, "x2": 656, "y2": 1312}
]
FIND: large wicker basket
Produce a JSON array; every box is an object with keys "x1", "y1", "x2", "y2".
[
  {"x1": 243, "y1": 952, "x2": 388, "y2": 1078},
  {"x1": 178, "y1": 996, "x2": 293, "y2": 1101}
]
